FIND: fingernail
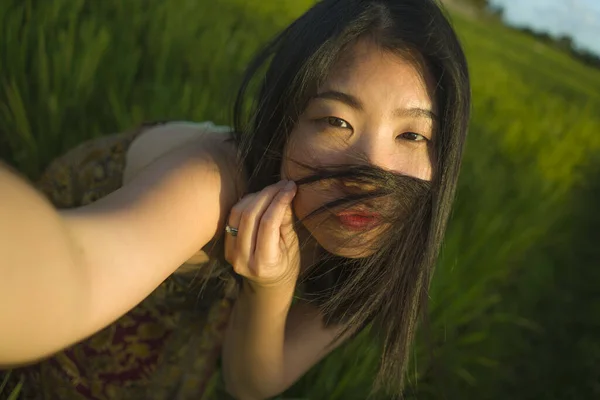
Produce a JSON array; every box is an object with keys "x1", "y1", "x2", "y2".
[{"x1": 285, "y1": 181, "x2": 296, "y2": 191}]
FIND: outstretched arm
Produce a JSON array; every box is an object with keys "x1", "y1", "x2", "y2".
[{"x1": 0, "y1": 138, "x2": 237, "y2": 366}]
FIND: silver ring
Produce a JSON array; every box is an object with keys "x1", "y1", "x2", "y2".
[{"x1": 225, "y1": 225, "x2": 238, "y2": 237}]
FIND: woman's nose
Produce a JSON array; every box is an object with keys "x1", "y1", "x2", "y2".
[
  {"x1": 350, "y1": 131, "x2": 394, "y2": 171},
  {"x1": 345, "y1": 127, "x2": 433, "y2": 182}
]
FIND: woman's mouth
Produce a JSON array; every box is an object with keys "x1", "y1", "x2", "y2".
[{"x1": 336, "y1": 210, "x2": 381, "y2": 231}]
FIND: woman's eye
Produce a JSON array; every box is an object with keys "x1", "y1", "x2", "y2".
[
  {"x1": 398, "y1": 132, "x2": 427, "y2": 142},
  {"x1": 327, "y1": 117, "x2": 351, "y2": 129}
]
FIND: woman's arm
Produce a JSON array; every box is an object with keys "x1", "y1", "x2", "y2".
[
  {"x1": 0, "y1": 138, "x2": 238, "y2": 366},
  {"x1": 220, "y1": 182, "x2": 355, "y2": 399},
  {"x1": 223, "y1": 281, "x2": 354, "y2": 400},
  {"x1": 223, "y1": 281, "x2": 294, "y2": 399}
]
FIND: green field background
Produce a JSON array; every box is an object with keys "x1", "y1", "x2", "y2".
[{"x1": 2, "y1": 0, "x2": 600, "y2": 399}]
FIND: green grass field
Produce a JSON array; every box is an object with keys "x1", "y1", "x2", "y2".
[{"x1": 2, "y1": 0, "x2": 600, "y2": 398}]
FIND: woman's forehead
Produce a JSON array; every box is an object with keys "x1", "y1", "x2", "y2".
[{"x1": 319, "y1": 40, "x2": 436, "y2": 114}]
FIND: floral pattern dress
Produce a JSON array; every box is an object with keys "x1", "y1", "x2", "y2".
[{"x1": 5, "y1": 123, "x2": 238, "y2": 400}]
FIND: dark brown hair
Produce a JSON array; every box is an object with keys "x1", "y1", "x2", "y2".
[{"x1": 231, "y1": 0, "x2": 470, "y2": 396}]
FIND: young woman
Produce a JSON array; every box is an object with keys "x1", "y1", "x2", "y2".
[{"x1": 0, "y1": 0, "x2": 470, "y2": 398}]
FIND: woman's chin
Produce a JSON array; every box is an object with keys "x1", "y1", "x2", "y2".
[
  {"x1": 297, "y1": 214, "x2": 382, "y2": 259},
  {"x1": 313, "y1": 232, "x2": 378, "y2": 259}
]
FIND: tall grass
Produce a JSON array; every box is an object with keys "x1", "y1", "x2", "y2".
[
  {"x1": 1, "y1": 1, "x2": 600, "y2": 399},
  {"x1": 0, "y1": 0, "x2": 314, "y2": 178}
]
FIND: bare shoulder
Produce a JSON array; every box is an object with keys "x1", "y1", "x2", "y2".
[
  {"x1": 117, "y1": 121, "x2": 245, "y2": 251},
  {"x1": 76, "y1": 121, "x2": 246, "y2": 267},
  {"x1": 124, "y1": 121, "x2": 239, "y2": 186}
]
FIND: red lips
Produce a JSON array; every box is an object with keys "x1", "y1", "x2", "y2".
[{"x1": 336, "y1": 210, "x2": 381, "y2": 231}]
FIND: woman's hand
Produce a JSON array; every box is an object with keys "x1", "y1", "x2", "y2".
[{"x1": 224, "y1": 180, "x2": 300, "y2": 290}]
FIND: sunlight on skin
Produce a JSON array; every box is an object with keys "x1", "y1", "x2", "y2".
[{"x1": 281, "y1": 39, "x2": 438, "y2": 259}]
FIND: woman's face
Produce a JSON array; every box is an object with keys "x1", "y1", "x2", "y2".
[{"x1": 281, "y1": 39, "x2": 437, "y2": 258}]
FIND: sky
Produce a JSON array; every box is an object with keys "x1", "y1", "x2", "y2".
[{"x1": 489, "y1": 0, "x2": 600, "y2": 55}]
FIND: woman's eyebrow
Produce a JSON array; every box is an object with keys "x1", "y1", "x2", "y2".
[
  {"x1": 395, "y1": 107, "x2": 438, "y2": 122},
  {"x1": 312, "y1": 90, "x2": 363, "y2": 110},
  {"x1": 313, "y1": 90, "x2": 437, "y2": 121}
]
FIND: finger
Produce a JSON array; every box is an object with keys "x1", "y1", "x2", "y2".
[
  {"x1": 225, "y1": 182, "x2": 287, "y2": 270},
  {"x1": 256, "y1": 181, "x2": 297, "y2": 259},
  {"x1": 224, "y1": 194, "x2": 255, "y2": 269},
  {"x1": 236, "y1": 181, "x2": 289, "y2": 270}
]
